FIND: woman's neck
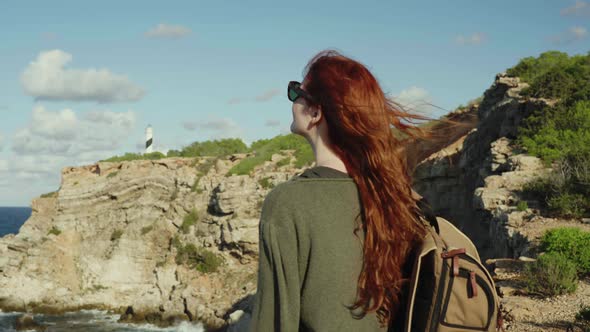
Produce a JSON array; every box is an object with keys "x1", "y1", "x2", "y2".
[{"x1": 311, "y1": 138, "x2": 348, "y2": 174}]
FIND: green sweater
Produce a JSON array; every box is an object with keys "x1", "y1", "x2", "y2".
[{"x1": 249, "y1": 166, "x2": 388, "y2": 332}]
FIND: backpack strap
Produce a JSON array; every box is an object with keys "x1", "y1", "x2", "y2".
[{"x1": 416, "y1": 197, "x2": 440, "y2": 234}]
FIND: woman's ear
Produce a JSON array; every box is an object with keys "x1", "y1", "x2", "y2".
[{"x1": 311, "y1": 106, "x2": 322, "y2": 122}]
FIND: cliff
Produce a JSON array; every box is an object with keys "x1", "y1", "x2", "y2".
[{"x1": 0, "y1": 153, "x2": 301, "y2": 329}]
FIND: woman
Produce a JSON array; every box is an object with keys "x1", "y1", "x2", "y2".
[{"x1": 249, "y1": 50, "x2": 468, "y2": 332}]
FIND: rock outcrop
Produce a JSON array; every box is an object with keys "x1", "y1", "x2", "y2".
[
  {"x1": 413, "y1": 73, "x2": 575, "y2": 260},
  {"x1": 0, "y1": 152, "x2": 302, "y2": 329}
]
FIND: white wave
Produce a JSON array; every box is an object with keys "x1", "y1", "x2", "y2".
[{"x1": 115, "y1": 320, "x2": 205, "y2": 331}]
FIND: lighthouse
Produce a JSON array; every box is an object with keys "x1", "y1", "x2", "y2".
[{"x1": 145, "y1": 125, "x2": 153, "y2": 153}]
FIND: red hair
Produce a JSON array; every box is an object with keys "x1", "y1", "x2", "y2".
[{"x1": 302, "y1": 49, "x2": 473, "y2": 327}]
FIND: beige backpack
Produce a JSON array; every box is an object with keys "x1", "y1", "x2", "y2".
[{"x1": 395, "y1": 197, "x2": 504, "y2": 332}]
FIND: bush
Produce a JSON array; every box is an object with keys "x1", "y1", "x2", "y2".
[
  {"x1": 516, "y1": 200, "x2": 528, "y2": 211},
  {"x1": 258, "y1": 177, "x2": 274, "y2": 189},
  {"x1": 523, "y1": 252, "x2": 578, "y2": 297},
  {"x1": 511, "y1": 52, "x2": 590, "y2": 219},
  {"x1": 541, "y1": 227, "x2": 590, "y2": 274},
  {"x1": 180, "y1": 138, "x2": 248, "y2": 157},
  {"x1": 577, "y1": 305, "x2": 590, "y2": 322},
  {"x1": 166, "y1": 149, "x2": 181, "y2": 157},
  {"x1": 506, "y1": 51, "x2": 590, "y2": 103},
  {"x1": 48, "y1": 226, "x2": 61, "y2": 236},
  {"x1": 174, "y1": 241, "x2": 224, "y2": 273},
  {"x1": 110, "y1": 229, "x2": 123, "y2": 241},
  {"x1": 518, "y1": 101, "x2": 590, "y2": 217},
  {"x1": 107, "y1": 171, "x2": 119, "y2": 179},
  {"x1": 191, "y1": 157, "x2": 218, "y2": 193},
  {"x1": 547, "y1": 193, "x2": 587, "y2": 218},
  {"x1": 41, "y1": 191, "x2": 58, "y2": 198},
  {"x1": 576, "y1": 305, "x2": 590, "y2": 331},
  {"x1": 276, "y1": 156, "x2": 292, "y2": 168},
  {"x1": 228, "y1": 134, "x2": 312, "y2": 176},
  {"x1": 101, "y1": 152, "x2": 165, "y2": 162},
  {"x1": 181, "y1": 209, "x2": 200, "y2": 234}
]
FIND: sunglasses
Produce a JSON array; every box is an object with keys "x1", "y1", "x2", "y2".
[{"x1": 288, "y1": 81, "x2": 316, "y2": 103}]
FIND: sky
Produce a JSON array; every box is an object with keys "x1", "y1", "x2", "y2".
[{"x1": 0, "y1": 0, "x2": 588, "y2": 207}]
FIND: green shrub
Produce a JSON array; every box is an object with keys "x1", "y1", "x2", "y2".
[
  {"x1": 167, "y1": 149, "x2": 181, "y2": 157},
  {"x1": 107, "y1": 171, "x2": 118, "y2": 179},
  {"x1": 196, "y1": 157, "x2": 218, "y2": 174},
  {"x1": 516, "y1": 200, "x2": 528, "y2": 211},
  {"x1": 276, "y1": 157, "x2": 292, "y2": 168},
  {"x1": 180, "y1": 138, "x2": 248, "y2": 157},
  {"x1": 518, "y1": 101, "x2": 590, "y2": 217},
  {"x1": 141, "y1": 225, "x2": 154, "y2": 235},
  {"x1": 258, "y1": 177, "x2": 274, "y2": 189},
  {"x1": 511, "y1": 52, "x2": 590, "y2": 219},
  {"x1": 506, "y1": 51, "x2": 590, "y2": 103},
  {"x1": 48, "y1": 226, "x2": 61, "y2": 236},
  {"x1": 181, "y1": 209, "x2": 200, "y2": 234},
  {"x1": 110, "y1": 229, "x2": 123, "y2": 241},
  {"x1": 174, "y1": 242, "x2": 224, "y2": 273},
  {"x1": 101, "y1": 152, "x2": 165, "y2": 162},
  {"x1": 41, "y1": 191, "x2": 58, "y2": 198},
  {"x1": 227, "y1": 134, "x2": 311, "y2": 176},
  {"x1": 577, "y1": 305, "x2": 590, "y2": 322},
  {"x1": 547, "y1": 193, "x2": 587, "y2": 218},
  {"x1": 523, "y1": 252, "x2": 578, "y2": 297},
  {"x1": 541, "y1": 227, "x2": 590, "y2": 274},
  {"x1": 171, "y1": 235, "x2": 182, "y2": 249},
  {"x1": 191, "y1": 157, "x2": 217, "y2": 193}
]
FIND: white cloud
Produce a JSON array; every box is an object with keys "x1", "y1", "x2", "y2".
[
  {"x1": 182, "y1": 118, "x2": 243, "y2": 139},
  {"x1": 561, "y1": 0, "x2": 590, "y2": 17},
  {"x1": 454, "y1": 32, "x2": 487, "y2": 46},
  {"x1": 265, "y1": 119, "x2": 281, "y2": 127},
  {"x1": 29, "y1": 106, "x2": 78, "y2": 140},
  {"x1": 12, "y1": 106, "x2": 136, "y2": 156},
  {"x1": 255, "y1": 89, "x2": 280, "y2": 102},
  {"x1": 145, "y1": 23, "x2": 192, "y2": 38},
  {"x1": 549, "y1": 26, "x2": 588, "y2": 44},
  {"x1": 392, "y1": 86, "x2": 436, "y2": 115},
  {"x1": 21, "y1": 50, "x2": 144, "y2": 103}
]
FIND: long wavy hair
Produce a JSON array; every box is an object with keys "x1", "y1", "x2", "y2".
[{"x1": 301, "y1": 49, "x2": 475, "y2": 327}]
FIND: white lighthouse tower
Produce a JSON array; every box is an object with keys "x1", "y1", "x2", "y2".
[{"x1": 145, "y1": 125, "x2": 153, "y2": 153}]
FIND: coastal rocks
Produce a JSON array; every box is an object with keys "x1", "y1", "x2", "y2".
[
  {"x1": 15, "y1": 314, "x2": 47, "y2": 331},
  {"x1": 0, "y1": 154, "x2": 305, "y2": 329}
]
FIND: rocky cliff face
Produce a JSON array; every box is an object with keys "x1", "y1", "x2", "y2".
[
  {"x1": 0, "y1": 152, "x2": 302, "y2": 329},
  {"x1": 413, "y1": 73, "x2": 573, "y2": 260}
]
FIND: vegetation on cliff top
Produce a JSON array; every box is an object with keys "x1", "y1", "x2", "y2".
[
  {"x1": 100, "y1": 134, "x2": 313, "y2": 176},
  {"x1": 510, "y1": 51, "x2": 590, "y2": 218}
]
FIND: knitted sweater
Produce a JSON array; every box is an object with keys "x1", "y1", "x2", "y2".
[{"x1": 248, "y1": 166, "x2": 388, "y2": 332}]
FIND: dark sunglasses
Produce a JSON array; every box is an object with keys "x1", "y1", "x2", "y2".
[{"x1": 288, "y1": 81, "x2": 315, "y2": 103}]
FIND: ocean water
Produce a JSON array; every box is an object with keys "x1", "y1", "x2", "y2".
[
  {"x1": 0, "y1": 310, "x2": 205, "y2": 331},
  {"x1": 0, "y1": 209, "x2": 206, "y2": 331},
  {"x1": 0, "y1": 207, "x2": 31, "y2": 237}
]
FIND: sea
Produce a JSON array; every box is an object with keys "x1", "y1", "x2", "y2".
[{"x1": 0, "y1": 207, "x2": 206, "y2": 332}]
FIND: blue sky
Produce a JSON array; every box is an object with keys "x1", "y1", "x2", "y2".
[{"x1": 0, "y1": 0, "x2": 588, "y2": 206}]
